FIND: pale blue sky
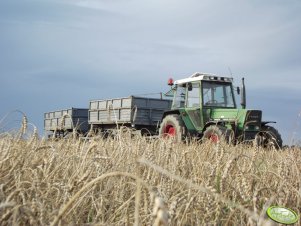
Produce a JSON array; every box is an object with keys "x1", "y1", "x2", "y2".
[{"x1": 0, "y1": 0, "x2": 300, "y2": 144}]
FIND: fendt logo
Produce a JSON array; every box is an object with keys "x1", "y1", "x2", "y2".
[{"x1": 267, "y1": 206, "x2": 299, "y2": 225}]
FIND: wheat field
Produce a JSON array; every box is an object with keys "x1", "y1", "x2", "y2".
[{"x1": 0, "y1": 119, "x2": 301, "y2": 225}]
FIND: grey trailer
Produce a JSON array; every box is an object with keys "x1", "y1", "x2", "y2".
[
  {"x1": 89, "y1": 96, "x2": 172, "y2": 134},
  {"x1": 44, "y1": 108, "x2": 89, "y2": 137}
]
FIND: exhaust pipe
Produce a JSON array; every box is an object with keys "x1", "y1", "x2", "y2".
[{"x1": 241, "y1": 77, "x2": 246, "y2": 109}]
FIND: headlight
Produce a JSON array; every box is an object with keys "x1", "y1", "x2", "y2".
[{"x1": 245, "y1": 125, "x2": 260, "y2": 130}]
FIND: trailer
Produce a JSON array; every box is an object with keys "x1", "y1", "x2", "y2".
[
  {"x1": 44, "y1": 108, "x2": 89, "y2": 137},
  {"x1": 89, "y1": 96, "x2": 172, "y2": 135},
  {"x1": 44, "y1": 96, "x2": 172, "y2": 137}
]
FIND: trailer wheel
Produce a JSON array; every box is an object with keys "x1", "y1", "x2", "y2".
[
  {"x1": 159, "y1": 114, "x2": 186, "y2": 141},
  {"x1": 257, "y1": 126, "x2": 282, "y2": 149},
  {"x1": 202, "y1": 125, "x2": 232, "y2": 144}
]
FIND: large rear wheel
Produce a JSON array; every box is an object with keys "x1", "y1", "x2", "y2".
[{"x1": 159, "y1": 114, "x2": 186, "y2": 142}]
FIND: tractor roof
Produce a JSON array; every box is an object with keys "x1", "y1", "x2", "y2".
[{"x1": 174, "y1": 72, "x2": 233, "y2": 85}]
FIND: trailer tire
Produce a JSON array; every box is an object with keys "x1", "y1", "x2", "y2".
[{"x1": 159, "y1": 114, "x2": 186, "y2": 142}]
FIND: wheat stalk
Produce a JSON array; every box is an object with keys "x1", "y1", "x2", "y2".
[{"x1": 1, "y1": 125, "x2": 300, "y2": 225}]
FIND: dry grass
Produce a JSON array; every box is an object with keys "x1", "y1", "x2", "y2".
[{"x1": 0, "y1": 127, "x2": 301, "y2": 225}]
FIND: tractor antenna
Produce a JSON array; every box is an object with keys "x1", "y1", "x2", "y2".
[
  {"x1": 228, "y1": 67, "x2": 233, "y2": 77},
  {"x1": 228, "y1": 67, "x2": 240, "y2": 94}
]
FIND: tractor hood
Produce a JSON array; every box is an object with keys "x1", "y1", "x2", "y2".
[{"x1": 209, "y1": 108, "x2": 262, "y2": 130}]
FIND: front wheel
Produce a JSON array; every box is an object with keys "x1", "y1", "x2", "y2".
[
  {"x1": 202, "y1": 125, "x2": 233, "y2": 144},
  {"x1": 256, "y1": 125, "x2": 282, "y2": 149},
  {"x1": 159, "y1": 114, "x2": 186, "y2": 142}
]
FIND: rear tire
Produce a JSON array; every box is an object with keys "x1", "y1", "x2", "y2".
[
  {"x1": 159, "y1": 114, "x2": 186, "y2": 142},
  {"x1": 257, "y1": 125, "x2": 282, "y2": 149}
]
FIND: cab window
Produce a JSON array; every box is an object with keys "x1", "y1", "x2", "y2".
[{"x1": 187, "y1": 83, "x2": 200, "y2": 108}]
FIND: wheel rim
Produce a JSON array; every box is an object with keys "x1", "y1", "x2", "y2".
[
  {"x1": 209, "y1": 133, "x2": 219, "y2": 143},
  {"x1": 163, "y1": 124, "x2": 176, "y2": 137}
]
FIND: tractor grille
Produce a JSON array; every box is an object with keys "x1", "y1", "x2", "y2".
[
  {"x1": 244, "y1": 110, "x2": 262, "y2": 132},
  {"x1": 246, "y1": 110, "x2": 262, "y2": 124},
  {"x1": 241, "y1": 110, "x2": 262, "y2": 142}
]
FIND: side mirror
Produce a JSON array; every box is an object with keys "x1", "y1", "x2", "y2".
[
  {"x1": 188, "y1": 82, "x2": 193, "y2": 91},
  {"x1": 237, "y1": 87, "x2": 240, "y2": 95}
]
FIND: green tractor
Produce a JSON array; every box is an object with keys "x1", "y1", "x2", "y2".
[{"x1": 159, "y1": 72, "x2": 282, "y2": 149}]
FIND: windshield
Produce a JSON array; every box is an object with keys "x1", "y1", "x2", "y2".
[{"x1": 202, "y1": 81, "x2": 236, "y2": 108}]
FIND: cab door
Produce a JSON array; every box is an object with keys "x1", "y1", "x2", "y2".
[{"x1": 183, "y1": 82, "x2": 204, "y2": 132}]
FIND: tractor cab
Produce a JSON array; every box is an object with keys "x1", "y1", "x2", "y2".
[
  {"x1": 166, "y1": 72, "x2": 238, "y2": 132},
  {"x1": 172, "y1": 73, "x2": 236, "y2": 109}
]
